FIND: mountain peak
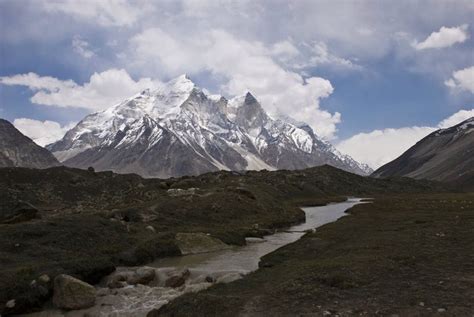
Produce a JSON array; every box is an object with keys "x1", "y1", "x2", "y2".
[
  {"x1": 49, "y1": 81, "x2": 372, "y2": 177},
  {"x1": 244, "y1": 92, "x2": 257, "y2": 104},
  {"x1": 165, "y1": 74, "x2": 195, "y2": 93}
]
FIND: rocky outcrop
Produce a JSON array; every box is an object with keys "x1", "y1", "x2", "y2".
[
  {"x1": 175, "y1": 232, "x2": 232, "y2": 255},
  {"x1": 0, "y1": 201, "x2": 39, "y2": 224},
  {"x1": 53, "y1": 274, "x2": 96, "y2": 310}
]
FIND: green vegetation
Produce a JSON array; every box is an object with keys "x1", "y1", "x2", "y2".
[
  {"x1": 155, "y1": 193, "x2": 474, "y2": 316},
  {"x1": 0, "y1": 165, "x2": 447, "y2": 314}
]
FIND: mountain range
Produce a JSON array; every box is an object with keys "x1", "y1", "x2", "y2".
[
  {"x1": 373, "y1": 117, "x2": 474, "y2": 188},
  {"x1": 47, "y1": 75, "x2": 372, "y2": 178}
]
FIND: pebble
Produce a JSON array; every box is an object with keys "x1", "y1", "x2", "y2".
[
  {"x1": 419, "y1": 302, "x2": 425, "y2": 306},
  {"x1": 39, "y1": 274, "x2": 50, "y2": 283},
  {"x1": 6, "y1": 299, "x2": 15, "y2": 308},
  {"x1": 437, "y1": 308, "x2": 446, "y2": 313}
]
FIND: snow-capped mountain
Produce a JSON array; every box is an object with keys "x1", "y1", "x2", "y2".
[{"x1": 48, "y1": 75, "x2": 372, "y2": 178}]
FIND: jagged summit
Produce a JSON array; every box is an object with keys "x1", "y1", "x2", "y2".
[
  {"x1": 48, "y1": 76, "x2": 372, "y2": 178},
  {"x1": 244, "y1": 92, "x2": 258, "y2": 104}
]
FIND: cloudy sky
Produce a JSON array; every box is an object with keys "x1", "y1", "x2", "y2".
[{"x1": 0, "y1": 0, "x2": 473, "y2": 169}]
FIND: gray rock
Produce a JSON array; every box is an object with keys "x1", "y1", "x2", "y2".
[
  {"x1": 165, "y1": 269, "x2": 190, "y2": 288},
  {"x1": 106, "y1": 272, "x2": 130, "y2": 288},
  {"x1": 133, "y1": 267, "x2": 156, "y2": 285},
  {"x1": 38, "y1": 274, "x2": 50, "y2": 283},
  {"x1": 6, "y1": 299, "x2": 15, "y2": 308},
  {"x1": 53, "y1": 274, "x2": 96, "y2": 310},
  {"x1": 175, "y1": 232, "x2": 231, "y2": 255},
  {"x1": 146, "y1": 225, "x2": 156, "y2": 233}
]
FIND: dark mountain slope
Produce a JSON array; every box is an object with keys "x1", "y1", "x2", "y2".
[
  {"x1": 0, "y1": 119, "x2": 60, "y2": 169},
  {"x1": 372, "y1": 117, "x2": 474, "y2": 188}
]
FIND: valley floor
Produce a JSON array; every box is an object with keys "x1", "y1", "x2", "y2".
[{"x1": 154, "y1": 193, "x2": 474, "y2": 316}]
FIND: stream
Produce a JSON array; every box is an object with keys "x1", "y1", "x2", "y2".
[{"x1": 26, "y1": 198, "x2": 365, "y2": 317}]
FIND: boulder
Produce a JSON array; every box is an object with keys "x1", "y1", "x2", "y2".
[
  {"x1": 165, "y1": 269, "x2": 190, "y2": 288},
  {"x1": 132, "y1": 267, "x2": 156, "y2": 285},
  {"x1": 106, "y1": 267, "x2": 156, "y2": 288},
  {"x1": 175, "y1": 233, "x2": 231, "y2": 255},
  {"x1": 52, "y1": 274, "x2": 96, "y2": 310},
  {"x1": 1, "y1": 201, "x2": 39, "y2": 224}
]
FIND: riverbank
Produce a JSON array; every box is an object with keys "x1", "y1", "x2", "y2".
[
  {"x1": 155, "y1": 193, "x2": 474, "y2": 316},
  {"x1": 0, "y1": 166, "x2": 446, "y2": 314}
]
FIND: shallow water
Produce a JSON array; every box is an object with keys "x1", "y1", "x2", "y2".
[
  {"x1": 150, "y1": 197, "x2": 364, "y2": 273},
  {"x1": 26, "y1": 198, "x2": 365, "y2": 317}
]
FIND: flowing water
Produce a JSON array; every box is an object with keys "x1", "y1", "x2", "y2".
[{"x1": 27, "y1": 198, "x2": 365, "y2": 317}]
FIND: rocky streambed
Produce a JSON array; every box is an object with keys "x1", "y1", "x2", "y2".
[{"x1": 22, "y1": 198, "x2": 364, "y2": 316}]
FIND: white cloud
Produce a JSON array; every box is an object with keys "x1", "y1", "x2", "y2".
[
  {"x1": 438, "y1": 109, "x2": 474, "y2": 128},
  {"x1": 270, "y1": 41, "x2": 300, "y2": 59},
  {"x1": 337, "y1": 108, "x2": 474, "y2": 169},
  {"x1": 0, "y1": 69, "x2": 159, "y2": 110},
  {"x1": 413, "y1": 24, "x2": 469, "y2": 50},
  {"x1": 41, "y1": 0, "x2": 143, "y2": 27},
  {"x1": 337, "y1": 126, "x2": 436, "y2": 170},
  {"x1": 444, "y1": 66, "x2": 474, "y2": 93},
  {"x1": 13, "y1": 118, "x2": 75, "y2": 146},
  {"x1": 72, "y1": 36, "x2": 95, "y2": 59},
  {"x1": 302, "y1": 41, "x2": 361, "y2": 70},
  {"x1": 130, "y1": 28, "x2": 340, "y2": 139}
]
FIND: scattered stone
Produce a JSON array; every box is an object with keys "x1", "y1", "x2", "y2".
[
  {"x1": 437, "y1": 308, "x2": 446, "y2": 313},
  {"x1": 245, "y1": 237, "x2": 266, "y2": 244},
  {"x1": 167, "y1": 188, "x2": 197, "y2": 197},
  {"x1": 38, "y1": 274, "x2": 50, "y2": 283},
  {"x1": 216, "y1": 272, "x2": 243, "y2": 284},
  {"x1": 205, "y1": 276, "x2": 215, "y2": 283},
  {"x1": 323, "y1": 311, "x2": 332, "y2": 316},
  {"x1": 6, "y1": 299, "x2": 15, "y2": 308},
  {"x1": 53, "y1": 274, "x2": 96, "y2": 310},
  {"x1": 146, "y1": 225, "x2": 156, "y2": 233},
  {"x1": 107, "y1": 277, "x2": 128, "y2": 289},
  {"x1": 419, "y1": 302, "x2": 425, "y2": 306}
]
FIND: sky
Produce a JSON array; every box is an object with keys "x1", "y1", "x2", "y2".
[{"x1": 0, "y1": 0, "x2": 473, "y2": 169}]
